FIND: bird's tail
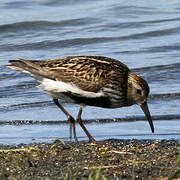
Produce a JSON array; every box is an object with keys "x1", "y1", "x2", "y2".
[
  {"x1": 7, "y1": 60, "x2": 32, "y2": 73},
  {"x1": 7, "y1": 59, "x2": 44, "y2": 76},
  {"x1": 6, "y1": 59, "x2": 55, "y2": 80}
]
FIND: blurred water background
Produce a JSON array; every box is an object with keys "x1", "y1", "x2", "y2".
[{"x1": 0, "y1": 0, "x2": 180, "y2": 144}]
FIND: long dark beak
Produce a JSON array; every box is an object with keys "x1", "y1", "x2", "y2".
[{"x1": 140, "y1": 101, "x2": 154, "y2": 133}]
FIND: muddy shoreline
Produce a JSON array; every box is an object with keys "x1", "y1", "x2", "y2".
[{"x1": 0, "y1": 139, "x2": 179, "y2": 179}]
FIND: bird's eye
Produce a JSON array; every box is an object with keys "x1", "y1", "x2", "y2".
[{"x1": 137, "y1": 89, "x2": 142, "y2": 95}]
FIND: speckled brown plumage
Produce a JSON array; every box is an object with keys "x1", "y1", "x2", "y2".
[{"x1": 7, "y1": 55, "x2": 154, "y2": 142}]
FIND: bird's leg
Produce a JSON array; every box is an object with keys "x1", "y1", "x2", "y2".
[
  {"x1": 76, "y1": 105, "x2": 96, "y2": 143},
  {"x1": 53, "y1": 99, "x2": 78, "y2": 142}
]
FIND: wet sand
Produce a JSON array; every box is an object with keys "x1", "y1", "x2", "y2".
[{"x1": 0, "y1": 139, "x2": 179, "y2": 179}]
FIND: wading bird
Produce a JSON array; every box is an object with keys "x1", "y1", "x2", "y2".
[{"x1": 7, "y1": 56, "x2": 154, "y2": 142}]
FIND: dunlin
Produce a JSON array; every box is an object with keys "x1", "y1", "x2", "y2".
[{"x1": 7, "y1": 56, "x2": 154, "y2": 142}]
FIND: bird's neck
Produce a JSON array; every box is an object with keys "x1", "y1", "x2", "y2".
[{"x1": 126, "y1": 72, "x2": 138, "y2": 106}]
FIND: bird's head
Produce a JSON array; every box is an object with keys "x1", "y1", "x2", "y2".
[{"x1": 127, "y1": 72, "x2": 154, "y2": 133}]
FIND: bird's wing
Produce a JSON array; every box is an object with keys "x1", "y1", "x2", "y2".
[
  {"x1": 7, "y1": 56, "x2": 129, "y2": 93},
  {"x1": 39, "y1": 56, "x2": 129, "y2": 93}
]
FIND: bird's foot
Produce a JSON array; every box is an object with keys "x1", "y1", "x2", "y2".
[{"x1": 68, "y1": 116, "x2": 78, "y2": 142}]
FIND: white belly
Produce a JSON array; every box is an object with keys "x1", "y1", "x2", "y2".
[{"x1": 36, "y1": 77, "x2": 104, "y2": 100}]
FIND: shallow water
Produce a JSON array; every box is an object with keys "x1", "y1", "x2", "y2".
[{"x1": 0, "y1": 0, "x2": 180, "y2": 144}]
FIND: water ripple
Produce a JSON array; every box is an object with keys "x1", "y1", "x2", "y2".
[
  {"x1": 0, "y1": 18, "x2": 98, "y2": 33},
  {"x1": 0, "y1": 0, "x2": 180, "y2": 143}
]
